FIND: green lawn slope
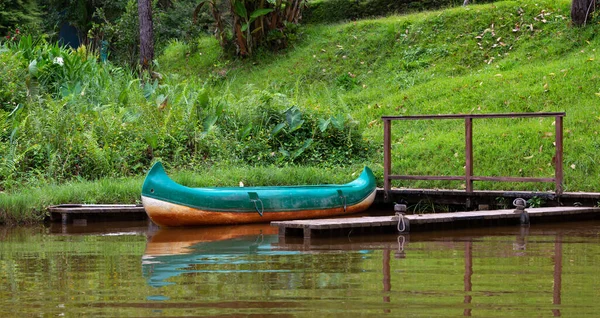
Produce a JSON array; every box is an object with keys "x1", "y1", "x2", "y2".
[{"x1": 162, "y1": 0, "x2": 598, "y2": 191}]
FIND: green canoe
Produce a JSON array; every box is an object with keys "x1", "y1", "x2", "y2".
[{"x1": 141, "y1": 162, "x2": 377, "y2": 227}]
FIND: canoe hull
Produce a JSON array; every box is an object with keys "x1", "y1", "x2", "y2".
[{"x1": 143, "y1": 190, "x2": 376, "y2": 227}]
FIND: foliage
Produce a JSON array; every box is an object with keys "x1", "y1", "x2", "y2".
[
  {"x1": 302, "y1": 0, "x2": 500, "y2": 24},
  {"x1": 154, "y1": 0, "x2": 207, "y2": 44},
  {"x1": 40, "y1": 0, "x2": 127, "y2": 42},
  {"x1": 87, "y1": 0, "x2": 140, "y2": 67},
  {"x1": 43, "y1": 0, "x2": 207, "y2": 67},
  {"x1": 0, "y1": 34, "x2": 369, "y2": 196},
  {"x1": 527, "y1": 196, "x2": 544, "y2": 208},
  {"x1": 0, "y1": 0, "x2": 42, "y2": 36},
  {"x1": 194, "y1": 0, "x2": 306, "y2": 56}
]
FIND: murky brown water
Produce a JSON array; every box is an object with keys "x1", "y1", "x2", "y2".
[{"x1": 1, "y1": 219, "x2": 599, "y2": 317}]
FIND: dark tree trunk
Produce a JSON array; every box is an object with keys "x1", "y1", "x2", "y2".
[
  {"x1": 138, "y1": 0, "x2": 154, "y2": 70},
  {"x1": 571, "y1": 0, "x2": 595, "y2": 26}
]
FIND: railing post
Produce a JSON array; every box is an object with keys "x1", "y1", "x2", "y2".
[
  {"x1": 384, "y1": 119, "x2": 392, "y2": 202},
  {"x1": 465, "y1": 117, "x2": 473, "y2": 193},
  {"x1": 555, "y1": 115, "x2": 563, "y2": 194}
]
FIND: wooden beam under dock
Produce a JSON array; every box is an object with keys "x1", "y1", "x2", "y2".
[{"x1": 48, "y1": 204, "x2": 147, "y2": 224}]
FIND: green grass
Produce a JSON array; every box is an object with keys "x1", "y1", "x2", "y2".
[
  {"x1": 0, "y1": 164, "x2": 368, "y2": 225},
  {"x1": 2, "y1": 0, "x2": 600, "y2": 223},
  {"x1": 163, "y1": 0, "x2": 599, "y2": 191}
]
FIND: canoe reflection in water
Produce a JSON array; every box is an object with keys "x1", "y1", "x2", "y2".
[{"x1": 142, "y1": 224, "x2": 296, "y2": 288}]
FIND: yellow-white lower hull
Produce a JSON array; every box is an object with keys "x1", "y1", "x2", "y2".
[{"x1": 142, "y1": 190, "x2": 376, "y2": 227}]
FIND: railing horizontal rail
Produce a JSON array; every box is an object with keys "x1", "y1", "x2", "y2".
[
  {"x1": 389, "y1": 175, "x2": 465, "y2": 181},
  {"x1": 382, "y1": 112, "x2": 565, "y2": 120},
  {"x1": 470, "y1": 176, "x2": 555, "y2": 183},
  {"x1": 382, "y1": 112, "x2": 565, "y2": 202},
  {"x1": 390, "y1": 176, "x2": 556, "y2": 183}
]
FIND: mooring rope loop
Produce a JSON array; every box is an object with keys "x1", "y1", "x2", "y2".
[
  {"x1": 396, "y1": 212, "x2": 406, "y2": 233},
  {"x1": 397, "y1": 235, "x2": 405, "y2": 253}
]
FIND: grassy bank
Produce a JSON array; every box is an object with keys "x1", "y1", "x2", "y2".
[
  {"x1": 2, "y1": 0, "x2": 600, "y2": 224},
  {"x1": 0, "y1": 164, "x2": 368, "y2": 224}
]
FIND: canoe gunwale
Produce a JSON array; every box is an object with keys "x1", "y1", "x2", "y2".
[
  {"x1": 141, "y1": 188, "x2": 377, "y2": 214},
  {"x1": 141, "y1": 186, "x2": 374, "y2": 213},
  {"x1": 141, "y1": 162, "x2": 377, "y2": 213}
]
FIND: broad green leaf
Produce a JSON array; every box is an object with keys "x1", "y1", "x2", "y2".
[
  {"x1": 203, "y1": 114, "x2": 218, "y2": 133},
  {"x1": 238, "y1": 123, "x2": 253, "y2": 140},
  {"x1": 331, "y1": 114, "x2": 345, "y2": 130},
  {"x1": 118, "y1": 89, "x2": 128, "y2": 105},
  {"x1": 198, "y1": 90, "x2": 210, "y2": 108},
  {"x1": 285, "y1": 106, "x2": 304, "y2": 131},
  {"x1": 143, "y1": 133, "x2": 158, "y2": 149},
  {"x1": 233, "y1": 0, "x2": 247, "y2": 19},
  {"x1": 60, "y1": 82, "x2": 82, "y2": 98},
  {"x1": 143, "y1": 80, "x2": 158, "y2": 100},
  {"x1": 289, "y1": 118, "x2": 304, "y2": 132},
  {"x1": 250, "y1": 8, "x2": 274, "y2": 19},
  {"x1": 241, "y1": 23, "x2": 249, "y2": 32},
  {"x1": 292, "y1": 139, "x2": 313, "y2": 159},
  {"x1": 155, "y1": 94, "x2": 167, "y2": 108},
  {"x1": 271, "y1": 122, "x2": 286, "y2": 137},
  {"x1": 279, "y1": 146, "x2": 290, "y2": 157},
  {"x1": 318, "y1": 118, "x2": 331, "y2": 132},
  {"x1": 28, "y1": 60, "x2": 38, "y2": 76}
]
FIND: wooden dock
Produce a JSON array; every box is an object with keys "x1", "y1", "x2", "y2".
[
  {"x1": 378, "y1": 188, "x2": 600, "y2": 208},
  {"x1": 48, "y1": 204, "x2": 147, "y2": 224},
  {"x1": 271, "y1": 206, "x2": 600, "y2": 240}
]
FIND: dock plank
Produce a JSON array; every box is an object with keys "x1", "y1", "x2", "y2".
[
  {"x1": 48, "y1": 204, "x2": 145, "y2": 214},
  {"x1": 272, "y1": 207, "x2": 600, "y2": 239}
]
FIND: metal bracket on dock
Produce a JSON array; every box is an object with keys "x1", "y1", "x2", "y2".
[{"x1": 513, "y1": 198, "x2": 529, "y2": 225}]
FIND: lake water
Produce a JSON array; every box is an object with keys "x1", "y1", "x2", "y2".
[{"x1": 1, "y1": 219, "x2": 599, "y2": 317}]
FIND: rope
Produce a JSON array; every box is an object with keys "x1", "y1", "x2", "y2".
[
  {"x1": 513, "y1": 198, "x2": 527, "y2": 208},
  {"x1": 252, "y1": 199, "x2": 264, "y2": 216},
  {"x1": 397, "y1": 235, "x2": 405, "y2": 253},
  {"x1": 396, "y1": 212, "x2": 406, "y2": 233},
  {"x1": 253, "y1": 232, "x2": 264, "y2": 245}
]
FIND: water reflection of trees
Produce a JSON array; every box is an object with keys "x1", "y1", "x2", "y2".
[{"x1": 0, "y1": 226, "x2": 148, "y2": 316}]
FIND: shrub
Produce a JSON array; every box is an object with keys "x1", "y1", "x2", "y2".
[
  {"x1": 303, "y1": 0, "x2": 494, "y2": 24},
  {"x1": 0, "y1": 36, "x2": 371, "y2": 190}
]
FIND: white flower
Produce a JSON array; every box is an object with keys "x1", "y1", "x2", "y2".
[{"x1": 53, "y1": 57, "x2": 64, "y2": 66}]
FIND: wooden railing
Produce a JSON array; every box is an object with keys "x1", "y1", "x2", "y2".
[{"x1": 382, "y1": 112, "x2": 566, "y2": 201}]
